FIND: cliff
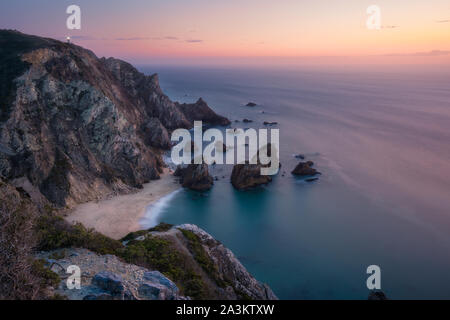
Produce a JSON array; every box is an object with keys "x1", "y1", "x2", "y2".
[
  {"x1": 35, "y1": 224, "x2": 277, "y2": 300},
  {"x1": 0, "y1": 30, "x2": 230, "y2": 208}
]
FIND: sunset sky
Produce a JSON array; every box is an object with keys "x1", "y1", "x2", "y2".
[{"x1": 1, "y1": 0, "x2": 449, "y2": 65}]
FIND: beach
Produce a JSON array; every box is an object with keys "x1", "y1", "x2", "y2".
[{"x1": 65, "y1": 169, "x2": 180, "y2": 240}]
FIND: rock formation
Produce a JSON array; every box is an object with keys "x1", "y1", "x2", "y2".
[
  {"x1": 231, "y1": 164, "x2": 272, "y2": 190},
  {"x1": 291, "y1": 161, "x2": 319, "y2": 176},
  {"x1": 0, "y1": 30, "x2": 229, "y2": 208},
  {"x1": 36, "y1": 224, "x2": 278, "y2": 300},
  {"x1": 175, "y1": 164, "x2": 214, "y2": 191}
]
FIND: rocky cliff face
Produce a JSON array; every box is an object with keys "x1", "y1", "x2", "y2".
[{"x1": 0, "y1": 30, "x2": 229, "y2": 208}]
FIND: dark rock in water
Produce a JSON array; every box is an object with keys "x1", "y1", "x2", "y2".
[
  {"x1": 291, "y1": 161, "x2": 319, "y2": 176},
  {"x1": 176, "y1": 164, "x2": 214, "y2": 191},
  {"x1": 305, "y1": 178, "x2": 319, "y2": 183},
  {"x1": 177, "y1": 98, "x2": 231, "y2": 126},
  {"x1": 246, "y1": 102, "x2": 257, "y2": 107},
  {"x1": 263, "y1": 121, "x2": 278, "y2": 126},
  {"x1": 294, "y1": 154, "x2": 305, "y2": 160},
  {"x1": 92, "y1": 271, "x2": 125, "y2": 295},
  {"x1": 0, "y1": 30, "x2": 229, "y2": 208},
  {"x1": 231, "y1": 164, "x2": 272, "y2": 190},
  {"x1": 368, "y1": 290, "x2": 388, "y2": 300},
  {"x1": 243, "y1": 119, "x2": 253, "y2": 123}
]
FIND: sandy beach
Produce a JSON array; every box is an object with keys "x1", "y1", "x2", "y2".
[{"x1": 65, "y1": 169, "x2": 180, "y2": 240}]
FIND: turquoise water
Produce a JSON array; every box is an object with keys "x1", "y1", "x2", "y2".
[{"x1": 139, "y1": 65, "x2": 450, "y2": 299}]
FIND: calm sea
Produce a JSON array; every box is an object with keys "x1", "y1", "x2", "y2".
[{"x1": 138, "y1": 64, "x2": 450, "y2": 299}]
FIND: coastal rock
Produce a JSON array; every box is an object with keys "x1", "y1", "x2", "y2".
[
  {"x1": 245, "y1": 102, "x2": 257, "y2": 107},
  {"x1": 291, "y1": 161, "x2": 319, "y2": 176},
  {"x1": 177, "y1": 164, "x2": 214, "y2": 191},
  {"x1": 177, "y1": 98, "x2": 231, "y2": 127},
  {"x1": 35, "y1": 248, "x2": 186, "y2": 300},
  {"x1": 243, "y1": 119, "x2": 253, "y2": 123},
  {"x1": 176, "y1": 224, "x2": 278, "y2": 300},
  {"x1": 263, "y1": 121, "x2": 278, "y2": 126},
  {"x1": 92, "y1": 271, "x2": 125, "y2": 295},
  {"x1": 231, "y1": 164, "x2": 272, "y2": 190},
  {"x1": 0, "y1": 30, "x2": 228, "y2": 208}
]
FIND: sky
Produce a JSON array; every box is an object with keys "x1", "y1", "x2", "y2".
[{"x1": 1, "y1": 0, "x2": 450, "y2": 65}]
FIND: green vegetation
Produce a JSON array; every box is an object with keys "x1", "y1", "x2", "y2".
[
  {"x1": 121, "y1": 234, "x2": 207, "y2": 299},
  {"x1": 179, "y1": 228, "x2": 230, "y2": 289},
  {"x1": 36, "y1": 215, "x2": 209, "y2": 299},
  {"x1": 36, "y1": 213, "x2": 123, "y2": 255},
  {"x1": 31, "y1": 259, "x2": 61, "y2": 288},
  {"x1": 120, "y1": 222, "x2": 174, "y2": 242}
]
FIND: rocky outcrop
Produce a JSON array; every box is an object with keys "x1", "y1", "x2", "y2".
[
  {"x1": 231, "y1": 164, "x2": 272, "y2": 190},
  {"x1": 177, "y1": 224, "x2": 278, "y2": 300},
  {"x1": 36, "y1": 223, "x2": 278, "y2": 301},
  {"x1": 175, "y1": 164, "x2": 214, "y2": 191},
  {"x1": 36, "y1": 248, "x2": 186, "y2": 300},
  {"x1": 177, "y1": 98, "x2": 231, "y2": 127},
  {"x1": 291, "y1": 161, "x2": 319, "y2": 176},
  {"x1": 0, "y1": 30, "x2": 229, "y2": 208},
  {"x1": 245, "y1": 102, "x2": 257, "y2": 107}
]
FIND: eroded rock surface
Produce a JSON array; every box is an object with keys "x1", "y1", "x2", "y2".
[{"x1": 0, "y1": 30, "x2": 229, "y2": 208}]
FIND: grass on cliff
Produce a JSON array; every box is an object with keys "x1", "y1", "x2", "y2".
[{"x1": 36, "y1": 217, "x2": 208, "y2": 299}]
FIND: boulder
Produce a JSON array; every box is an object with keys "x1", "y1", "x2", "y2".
[
  {"x1": 143, "y1": 271, "x2": 179, "y2": 293},
  {"x1": 246, "y1": 102, "x2": 257, "y2": 107},
  {"x1": 243, "y1": 119, "x2": 253, "y2": 123},
  {"x1": 263, "y1": 121, "x2": 278, "y2": 126},
  {"x1": 138, "y1": 271, "x2": 179, "y2": 300},
  {"x1": 231, "y1": 164, "x2": 272, "y2": 190},
  {"x1": 291, "y1": 161, "x2": 319, "y2": 176},
  {"x1": 177, "y1": 164, "x2": 214, "y2": 191},
  {"x1": 91, "y1": 271, "x2": 125, "y2": 295}
]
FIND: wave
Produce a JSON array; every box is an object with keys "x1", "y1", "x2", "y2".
[{"x1": 139, "y1": 189, "x2": 182, "y2": 229}]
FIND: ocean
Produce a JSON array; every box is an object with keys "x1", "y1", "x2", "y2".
[{"x1": 138, "y1": 64, "x2": 450, "y2": 299}]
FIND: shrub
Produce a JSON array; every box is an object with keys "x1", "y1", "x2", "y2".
[{"x1": 36, "y1": 213, "x2": 123, "y2": 255}]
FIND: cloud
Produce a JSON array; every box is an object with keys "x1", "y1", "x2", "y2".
[
  {"x1": 115, "y1": 37, "x2": 151, "y2": 41},
  {"x1": 185, "y1": 39, "x2": 203, "y2": 43},
  {"x1": 382, "y1": 25, "x2": 399, "y2": 29},
  {"x1": 436, "y1": 19, "x2": 450, "y2": 23},
  {"x1": 385, "y1": 50, "x2": 450, "y2": 57},
  {"x1": 164, "y1": 36, "x2": 178, "y2": 40}
]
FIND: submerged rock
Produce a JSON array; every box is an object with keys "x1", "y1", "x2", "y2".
[{"x1": 245, "y1": 102, "x2": 257, "y2": 107}]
